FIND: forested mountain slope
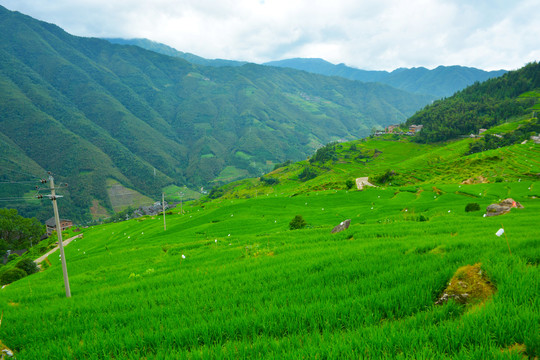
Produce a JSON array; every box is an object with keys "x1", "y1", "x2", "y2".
[
  {"x1": 105, "y1": 38, "x2": 247, "y2": 67},
  {"x1": 406, "y1": 62, "x2": 540, "y2": 142},
  {"x1": 264, "y1": 58, "x2": 507, "y2": 98},
  {"x1": 0, "y1": 6, "x2": 431, "y2": 222}
]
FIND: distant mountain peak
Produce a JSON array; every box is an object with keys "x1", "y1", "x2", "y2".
[{"x1": 263, "y1": 59, "x2": 507, "y2": 98}]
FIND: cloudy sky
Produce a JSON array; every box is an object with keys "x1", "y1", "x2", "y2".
[{"x1": 2, "y1": 0, "x2": 539, "y2": 71}]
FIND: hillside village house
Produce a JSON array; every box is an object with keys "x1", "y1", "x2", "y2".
[
  {"x1": 45, "y1": 217, "x2": 73, "y2": 236},
  {"x1": 409, "y1": 124, "x2": 424, "y2": 133}
]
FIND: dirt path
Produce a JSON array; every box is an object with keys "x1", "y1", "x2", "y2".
[
  {"x1": 34, "y1": 234, "x2": 83, "y2": 264},
  {"x1": 356, "y1": 177, "x2": 375, "y2": 190}
]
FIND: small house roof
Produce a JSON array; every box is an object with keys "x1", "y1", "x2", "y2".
[{"x1": 45, "y1": 217, "x2": 72, "y2": 227}]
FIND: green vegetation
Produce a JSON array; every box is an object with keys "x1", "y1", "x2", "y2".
[
  {"x1": 0, "y1": 177, "x2": 537, "y2": 358},
  {"x1": 309, "y1": 142, "x2": 338, "y2": 163},
  {"x1": 288, "y1": 214, "x2": 307, "y2": 230},
  {"x1": 0, "y1": 5, "x2": 432, "y2": 223},
  {"x1": 465, "y1": 203, "x2": 481, "y2": 212},
  {"x1": 264, "y1": 58, "x2": 507, "y2": 98},
  {"x1": 467, "y1": 118, "x2": 540, "y2": 155},
  {"x1": 162, "y1": 185, "x2": 201, "y2": 202},
  {"x1": 0, "y1": 208, "x2": 45, "y2": 251},
  {"x1": 14, "y1": 258, "x2": 38, "y2": 276},
  {"x1": 408, "y1": 62, "x2": 540, "y2": 143},
  {"x1": 0, "y1": 8, "x2": 538, "y2": 359},
  {"x1": 0, "y1": 267, "x2": 26, "y2": 285},
  {"x1": 0, "y1": 113, "x2": 538, "y2": 358}
]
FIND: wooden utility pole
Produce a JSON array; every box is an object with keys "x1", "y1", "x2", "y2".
[
  {"x1": 162, "y1": 192, "x2": 166, "y2": 231},
  {"x1": 49, "y1": 175, "x2": 71, "y2": 298},
  {"x1": 178, "y1": 191, "x2": 184, "y2": 215}
]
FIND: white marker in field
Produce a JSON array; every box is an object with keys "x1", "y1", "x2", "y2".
[
  {"x1": 182, "y1": 254, "x2": 186, "y2": 259},
  {"x1": 495, "y1": 228, "x2": 504, "y2": 237}
]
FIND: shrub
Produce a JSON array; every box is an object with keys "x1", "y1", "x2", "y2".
[
  {"x1": 208, "y1": 187, "x2": 224, "y2": 199},
  {"x1": 375, "y1": 169, "x2": 395, "y2": 184},
  {"x1": 260, "y1": 176, "x2": 280, "y2": 185},
  {"x1": 7, "y1": 253, "x2": 19, "y2": 263},
  {"x1": 289, "y1": 215, "x2": 307, "y2": 230},
  {"x1": 465, "y1": 203, "x2": 481, "y2": 212},
  {"x1": 273, "y1": 160, "x2": 292, "y2": 170},
  {"x1": 298, "y1": 166, "x2": 318, "y2": 181},
  {"x1": 309, "y1": 142, "x2": 337, "y2": 163},
  {"x1": 16, "y1": 258, "x2": 39, "y2": 275},
  {"x1": 345, "y1": 179, "x2": 355, "y2": 190},
  {"x1": 0, "y1": 267, "x2": 27, "y2": 285}
]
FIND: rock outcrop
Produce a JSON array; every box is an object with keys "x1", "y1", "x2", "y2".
[
  {"x1": 486, "y1": 198, "x2": 524, "y2": 217},
  {"x1": 331, "y1": 219, "x2": 351, "y2": 234}
]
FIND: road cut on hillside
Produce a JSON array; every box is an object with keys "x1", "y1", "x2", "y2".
[
  {"x1": 356, "y1": 177, "x2": 375, "y2": 190},
  {"x1": 34, "y1": 234, "x2": 83, "y2": 264}
]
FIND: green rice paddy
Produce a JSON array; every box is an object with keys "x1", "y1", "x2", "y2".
[
  {"x1": 1, "y1": 134, "x2": 539, "y2": 359},
  {"x1": 1, "y1": 178, "x2": 538, "y2": 358}
]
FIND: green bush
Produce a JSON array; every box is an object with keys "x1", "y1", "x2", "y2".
[
  {"x1": 345, "y1": 179, "x2": 355, "y2": 190},
  {"x1": 0, "y1": 267, "x2": 27, "y2": 285},
  {"x1": 375, "y1": 169, "x2": 395, "y2": 184},
  {"x1": 7, "y1": 253, "x2": 19, "y2": 263},
  {"x1": 260, "y1": 176, "x2": 280, "y2": 185},
  {"x1": 208, "y1": 187, "x2": 224, "y2": 199},
  {"x1": 289, "y1": 215, "x2": 307, "y2": 230},
  {"x1": 465, "y1": 203, "x2": 481, "y2": 212},
  {"x1": 298, "y1": 167, "x2": 318, "y2": 181},
  {"x1": 15, "y1": 258, "x2": 39, "y2": 275}
]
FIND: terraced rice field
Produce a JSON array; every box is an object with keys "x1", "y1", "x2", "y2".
[{"x1": 1, "y1": 181, "x2": 538, "y2": 359}]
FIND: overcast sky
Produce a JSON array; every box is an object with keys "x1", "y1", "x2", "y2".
[{"x1": 2, "y1": 0, "x2": 539, "y2": 71}]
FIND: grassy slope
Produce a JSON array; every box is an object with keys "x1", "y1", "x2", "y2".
[
  {"x1": 219, "y1": 119, "x2": 539, "y2": 200},
  {"x1": 0, "y1": 135, "x2": 538, "y2": 358}
]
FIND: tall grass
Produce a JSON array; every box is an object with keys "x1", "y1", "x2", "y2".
[{"x1": 0, "y1": 183, "x2": 538, "y2": 359}]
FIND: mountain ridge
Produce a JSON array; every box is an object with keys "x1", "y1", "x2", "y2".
[
  {"x1": 103, "y1": 38, "x2": 507, "y2": 99},
  {"x1": 264, "y1": 58, "x2": 507, "y2": 98},
  {"x1": 0, "y1": 5, "x2": 431, "y2": 222}
]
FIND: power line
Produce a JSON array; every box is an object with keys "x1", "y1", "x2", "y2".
[
  {"x1": 0, "y1": 180, "x2": 41, "y2": 184},
  {"x1": 0, "y1": 198, "x2": 40, "y2": 202}
]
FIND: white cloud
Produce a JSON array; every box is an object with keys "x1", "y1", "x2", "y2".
[{"x1": 1, "y1": 0, "x2": 538, "y2": 70}]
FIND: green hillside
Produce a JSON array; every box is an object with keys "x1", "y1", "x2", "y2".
[
  {"x1": 407, "y1": 62, "x2": 540, "y2": 142},
  {"x1": 0, "y1": 151, "x2": 538, "y2": 358},
  {"x1": 0, "y1": 6, "x2": 432, "y2": 223},
  {"x1": 211, "y1": 116, "x2": 539, "y2": 201}
]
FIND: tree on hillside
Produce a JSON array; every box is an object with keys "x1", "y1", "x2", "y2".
[
  {"x1": 0, "y1": 208, "x2": 45, "y2": 251},
  {"x1": 289, "y1": 215, "x2": 307, "y2": 230}
]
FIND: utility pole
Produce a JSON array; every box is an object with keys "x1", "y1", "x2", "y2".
[
  {"x1": 48, "y1": 175, "x2": 71, "y2": 298},
  {"x1": 162, "y1": 192, "x2": 166, "y2": 231},
  {"x1": 178, "y1": 191, "x2": 184, "y2": 215}
]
